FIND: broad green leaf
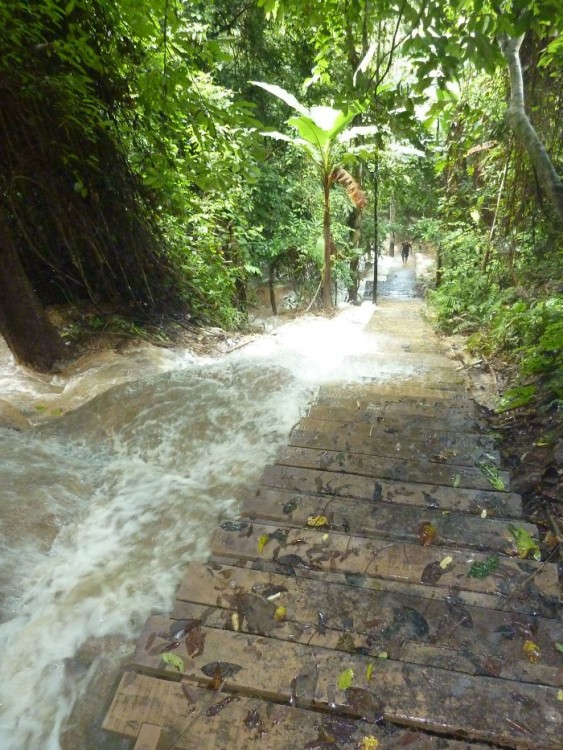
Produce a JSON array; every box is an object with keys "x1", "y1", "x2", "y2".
[
  {"x1": 250, "y1": 81, "x2": 309, "y2": 116},
  {"x1": 288, "y1": 115, "x2": 330, "y2": 148}
]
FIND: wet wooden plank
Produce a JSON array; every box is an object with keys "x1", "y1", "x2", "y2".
[
  {"x1": 130, "y1": 619, "x2": 562, "y2": 749},
  {"x1": 298, "y1": 416, "x2": 497, "y2": 450},
  {"x1": 133, "y1": 724, "x2": 163, "y2": 750},
  {"x1": 289, "y1": 427, "x2": 500, "y2": 467},
  {"x1": 104, "y1": 671, "x2": 488, "y2": 749},
  {"x1": 308, "y1": 404, "x2": 483, "y2": 432},
  {"x1": 173, "y1": 562, "x2": 563, "y2": 687},
  {"x1": 211, "y1": 522, "x2": 559, "y2": 603},
  {"x1": 209, "y1": 552, "x2": 560, "y2": 619},
  {"x1": 317, "y1": 387, "x2": 473, "y2": 406},
  {"x1": 261, "y1": 465, "x2": 523, "y2": 517},
  {"x1": 238, "y1": 487, "x2": 537, "y2": 554},
  {"x1": 275, "y1": 446, "x2": 510, "y2": 491}
]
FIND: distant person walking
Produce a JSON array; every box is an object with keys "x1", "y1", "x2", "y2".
[{"x1": 401, "y1": 241, "x2": 411, "y2": 264}]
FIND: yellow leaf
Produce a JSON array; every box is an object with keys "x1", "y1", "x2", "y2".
[
  {"x1": 480, "y1": 509, "x2": 487, "y2": 518},
  {"x1": 337, "y1": 667, "x2": 354, "y2": 690},
  {"x1": 307, "y1": 515, "x2": 328, "y2": 527},
  {"x1": 439, "y1": 555, "x2": 453, "y2": 570},
  {"x1": 274, "y1": 606, "x2": 286, "y2": 622},
  {"x1": 322, "y1": 532, "x2": 329, "y2": 542},
  {"x1": 231, "y1": 612, "x2": 240, "y2": 632},
  {"x1": 523, "y1": 640, "x2": 541, "y2": 663},
  {"x1": 366, "y1": 663, "x2": 373, "y2": 682},
  {"x1": 557, "y1": 689, "x2": 563, "y2": 701},
  {"x1": 257, "y1": 534, "x2": 269, "y2": 553},
  {"x1": 359, "y1": 737, "x2": 379, "y2": 749}
]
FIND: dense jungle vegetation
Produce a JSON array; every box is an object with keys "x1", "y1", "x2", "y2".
[{"x1": 0, "y1": 0, "x2": 561, "y2": 418}]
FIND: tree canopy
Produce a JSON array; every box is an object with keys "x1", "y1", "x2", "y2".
[{"x1": 0, "y1": 0, "x2": 561, "y2": 400}]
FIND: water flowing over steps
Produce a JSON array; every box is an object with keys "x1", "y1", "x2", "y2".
[{"x1": 103, "y1": 300, "x2": 561, "y2": 750}]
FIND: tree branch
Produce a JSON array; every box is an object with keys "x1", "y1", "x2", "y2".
[{"x1": 500, "y1": 33, "x2": 563, "y2": 222}]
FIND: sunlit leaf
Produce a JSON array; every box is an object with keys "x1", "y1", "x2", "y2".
[
  {"x1": 523, "y1": 640, "x2": 541, "y2": 663},
  {"x1": 307, "y1": 515, "x2": 329, "y2": 527},
  {"x1": 507, "y1": 524, "x2": 541, "y2": 560},
  {"x1": 378, "y1": 651, "x2": 388, "y2": 660},
  {"x1": 439, "y1": 555, "x2": 453, "y2": 570},
  {"x1": 554, "y1": 642, "x2": 563, "y2": 653},
  {"x1": 558, "y1": 689, "x2": 563, "y2": 701},
  {"x1": 274, "y1": 605, "x2": 287, "y2": 621},
  {"x1": 337, "y1": 667, "x2": 355, "y2": 690},
  {"x1": 359, "y1": 737, "x2": 379, "y2": 750},
  {"x1": 257, "y1": 534, "x2": 269, "y2": 553},
  {"x1": 366, "y1": 663, "x2": 374, "y2": 682},
  {"x1": 251, "y1": 81, "x2": 309, "y2": 115},
  {"x1": 288, "y1": 115, "x2": 330, "y2": 148},
  {"x1": 453, "y1": 474, "x2": 461, "y2": 488},
  {"x1": 162, "y1": 653, "x2": 185, "y2": 672}
]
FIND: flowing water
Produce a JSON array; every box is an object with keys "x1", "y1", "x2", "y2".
[{"x1": 0, "y1": 292, "x2": 424, "y2": 750}]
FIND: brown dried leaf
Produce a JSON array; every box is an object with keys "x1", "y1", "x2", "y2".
[
  {"x1": 345, "y1": 687, "x2": 385, "y2": 722},
  {"x1": 185, "y1": 623, "x2": 206, "y2": 657},
  {"x1": 420, "y1": 561, "x2": 445, "y2": 584},
  {"x1": 418, "y1": 521, "x2": 438, "y2": 546}
]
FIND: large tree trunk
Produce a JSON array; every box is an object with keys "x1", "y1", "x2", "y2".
[
  {"x1": 0, "y1": 212, "x2": 67, "y2": 372},
  {"x1": 501, "y1": 34, "x2": 563, "y2": 222}
]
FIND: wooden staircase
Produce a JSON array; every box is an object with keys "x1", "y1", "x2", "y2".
[{"x1": 103, "y1": 300, "x2": 561, "y2": 750}]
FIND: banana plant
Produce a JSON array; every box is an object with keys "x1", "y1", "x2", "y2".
[{"x1": 252, "y1": 82, "x2": 375, "y2": 310}]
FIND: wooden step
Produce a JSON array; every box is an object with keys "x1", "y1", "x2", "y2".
[
  {"x1": 308, "y1": 404, "x2": 483, "y2": 431},
  {"x1": 317, "y1": 388, "x2": 475, "y2": 411},
  {"x1": 239, "y1": 487, "x2": 537, "y2": 554},
  {"x1": 104, "y1": 671, "x2": 491, "y2": 749},
  {"x1": 174, "y1": 562, "x2": 563, "y2": 688},
  {"x1": 211, "y1": 522, "x2": 559, "y2": 605},
  {"x1": 275, "y1": 446, "x2": 510, "y2": 491},
  {"x1": 129, "y1": 618, "x2": 562, "y2": 749},
  {"x1": 289, "y1": 426, "x2": 500, "y2": 467},
  {"x1": 298, "y1": 416, "x2": 496, "y2": 450},
  {"x1": 261, "y1": 465, "x2": 522, "y2": 517},
  {"x1": 331, "y1": 367, "x2": 465, "y2": 389}
]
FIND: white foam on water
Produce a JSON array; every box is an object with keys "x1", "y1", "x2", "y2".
[{"x1": 0, "y1": 303, "x2": 407, "y2": 749}]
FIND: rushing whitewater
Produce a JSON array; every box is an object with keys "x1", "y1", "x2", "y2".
[{"x1": 0, "y1": 278, "x2": 416, "y2": 748}]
